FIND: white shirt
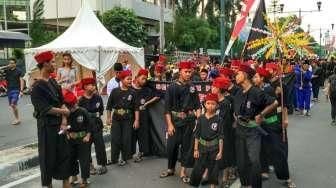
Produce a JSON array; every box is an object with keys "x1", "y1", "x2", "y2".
[{"x1": 107, "y1": 77, "x2": 120, "y2": 96}]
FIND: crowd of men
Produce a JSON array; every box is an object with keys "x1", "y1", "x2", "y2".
[{"x1": 2, "y1": 50, "x2": 336, "y2": 188}]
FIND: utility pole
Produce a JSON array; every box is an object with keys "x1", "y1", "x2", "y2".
[
  {"x1": 3, "y1": 0, "x2": 7, "y2": 30},
  {"x1": 56, "y1": 0, "x2": 60, "y2": 34},
  {"x1": 159, "y1": 0, "x2": 165, "y2": 54},
  {"x1": 319, "y1": 27, "x2": 322, "y2": 57},
  {"x1": 220, "y1": 0, "x2": 225, "y2": 62}
]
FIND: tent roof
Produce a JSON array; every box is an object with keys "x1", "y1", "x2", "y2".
[{"x1": 25, "y1": 2, "x2": 142, "y2": 54}]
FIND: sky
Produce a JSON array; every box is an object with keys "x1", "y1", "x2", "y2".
[{"x1": 264, "y1": 0, "x2": 335, "y2": 43}]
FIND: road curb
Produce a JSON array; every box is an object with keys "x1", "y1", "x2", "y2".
[{"x1": 0, "y1": 133, "x2": 111, "y2": 179}]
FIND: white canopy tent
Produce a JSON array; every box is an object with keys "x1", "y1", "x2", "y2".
[{"x1": 24, "y1": 1, "x2": 144, "y2": 80}]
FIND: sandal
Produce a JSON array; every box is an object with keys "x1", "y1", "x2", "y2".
[
  {"x1": 180, "y1": 176, "x2": 190, "y2": 184},
  {"x1": 97, "y1": 166, "x2": 108, "y2": 175},
  {"x1": 118, "y1": 160, "x2": 126, "y2": 166},
  {"x1": 69, "y1": 176, "x2": 79, "y2": 185},
  {"x1": 134, "y1": 155, "x2": 143, "y2": 163},
  {"x1": 11, "y1": 120, "x2": 21, "y2": 125},
  {"x1": 160, "y1": 170, "x2": 174, "y2": 178},
  {"x1": 79, "y1": 180, "x2": 90, "y2": 188},
  {"x1": 90, "y1": 166, "x2": 97, "y2": 175},
  {"x1": 286, "y1": 180, "x2": 296, "y2": 188}
]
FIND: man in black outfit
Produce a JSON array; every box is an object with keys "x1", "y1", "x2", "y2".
[
  {"x1": 3, "y1": 58, "x2": 25, "y2": 125},
  {"x1": 311, "y1": 60, "x2": 323, "y2": 101},
  {"x1": 30, "y1": 51, "x2": 71, "y2": 188},
  {"x1": 233, "y1": 64, "x2": 278, "y2": 188},
  {"x1": 160, "y1": 61, "x2": 201, "y2": 184}
]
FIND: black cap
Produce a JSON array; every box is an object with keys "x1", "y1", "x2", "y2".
[
  {"x1": 113, "y1": 63, "x2": 123, "y2": 71},
  {"x1": 303, "y1": 60, "x2": 310, "y2": 65}
]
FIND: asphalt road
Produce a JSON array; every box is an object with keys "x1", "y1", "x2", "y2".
[
  {"x1": 1, "y1": 96, "x2": 336, "y2": 187},
  {"x1": 0, "y1": 95, "x2": 37, "y2": 150}
]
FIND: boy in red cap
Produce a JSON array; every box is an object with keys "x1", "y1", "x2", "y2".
[
  {"x1": 106, "y1": 70, "x2": 140, "y2": 166},
  {"x1": 233, "y1": 63, "x2": 278, "y2": 188},
  {"x1": 132, "y1": 69, "x2": 160, "y2": 161},
  {"x1": 78, "y1": 77, "x2": 107, "y2": 175},
  {"x1": 253, "y1": 68, "x2": 296, "y2": 188},
  {"x1": 211, "y1": 77, "x2": 237, "y2": 185},
  {"x1": 160, "y1": 61, "x2": 201, "y2": 183},
  {"x1": 31, "y1": 51, "x2": 72, "y2": 188},
  {"x1": 189, "y1": 93, "x2": 224, "y2": 188},
  {"x1": 63, "y1": 90, "x2": 92, "y2": 187}
]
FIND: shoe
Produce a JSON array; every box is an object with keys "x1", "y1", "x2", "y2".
[
  {"x1": 305, "y1": 111, "x2": 311, "y2": 116},
  {"x1": 331, "y1": 120, "x2": 336, "y2": 126}
]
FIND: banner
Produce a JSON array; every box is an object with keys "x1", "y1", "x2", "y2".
[
  {"x1": 243, "y1": 0, "x2": 268, "y2": 58},
  {"x1": 225, "y1": 0, "x2": 257, "y2": 55}
]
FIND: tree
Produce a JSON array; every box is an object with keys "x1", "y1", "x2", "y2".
[
  {"x1": 30, "y1": 0, "x2": 58, "y2": 47},
  {"x1": 165, "y1": 16, "x2": 216, "y2": 51},
  {"x1": 102, "y1": 7, "x2": 147, "y2": 47}
]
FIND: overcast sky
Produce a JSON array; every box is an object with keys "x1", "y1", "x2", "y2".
[{"x1": 265, "y1": 0, "x2": 335, "y2": 42}]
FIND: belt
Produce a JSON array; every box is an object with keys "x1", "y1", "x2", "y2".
[
  {"x1": 264, "y1": 115, "x2": 279, "y2": 125},
  {"x1": 69, "y1": 131, "x2": 86, "y2": 139},
  {"x1": 113, "y1": 109, "x2": 131, "y2": 116},
  {"x1": 88, "y1": 112, "x2": 100, "y2": 118},
  {"x1": 199, "y1": 138, "x2": 219, "y2": 147},
  {"x1": 171, "y1": 111, "x2": 194, "y2": 119}
]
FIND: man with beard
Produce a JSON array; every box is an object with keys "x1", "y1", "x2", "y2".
[{"x1": 31, "y1": 51, "x2": 71, "y2": 188}]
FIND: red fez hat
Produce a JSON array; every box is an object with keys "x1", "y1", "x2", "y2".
[
  {"x1": 178, "y1": 61, "x2": 193, "y2": 70},
  {"x1": 155, "y1": 63, "x2": 165, "y2": 73},
  {"x1": 34, "y1": 51, "x2": 54, "y2": 64},
  {"x1": 212, "y1": 77, "x2": 231, "y2": 90},
  {"x1": 159, "y1": 55, "x2": 167, "y2": 63},
  {"x1": 205, "y1": 93, "x2": 219, "y2": 103},
  {"x1": 230, "y1": 60, "x2": 241, "y2": 68},
  {"x1": 265, "y1": 63, "x2": 278, "y2": 72},
  {"x1": 256, "y1": 68, "x2": 271, "y2": 79},
  {"x1": 119, "y1": 70, "x2": 132, "y2": 80},
  {"x1": 219, "y1": 67, "x2": 235, "y2": 77},
  {"x1": 239, "y1": 63, "x2": 255, "y2": 76},
  {"x1": 62, "y1": 90, "x2": 77, "y2": 106},
  {"x1": 81, "y1": 77, "x2": 96, "y2": 88},
  {"x1": 137, "y1": 69, "x2": 149, "y2": 77}
]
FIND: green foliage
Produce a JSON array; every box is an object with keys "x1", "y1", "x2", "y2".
[
  {"x1": 13, "y1": 49, "x2": 24, "y2": 60},
  {"x1": 165, "y1": 16, "x2": 217, "y2": 51},
  {"x1": 30, "y1": 0, "x2": 58, "y2": 47},
  {"x1": 102, "y1": 7, "x2": 147, "y2": 47}
]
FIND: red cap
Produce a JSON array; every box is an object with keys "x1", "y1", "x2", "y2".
[
  {"x1": 212, "y1": 77, "x2": 231, "y2": 90},
  {"x1": 137, "y1": 69, "x2": 149, "y2": 77},
  {"x1": 230, "y1": 60, "x2": 241, "y2": 68},
  {"x1": 256, "y1": 67, "x2": 271, "y2": 79},
  {"x1": 159, "y1": 55, "x2": 167, "y2": 63},
  {"x1": 119, "y1": 70, "x2": 132, "y2": 80},
  {"x1": 81, "y1": 77, "x2": 96, "y2": 88},
  {"x1": 154, "y1": 63, "x2": 165, "y2": 73},
  {"x1": 239, "y1": 63, "x2": 255, "y2": 76},
  {"x1": 219, "y1": 67, "x2": 235, "y2": 78},
  {"x1": 34, "y1": 51, "x2": 54, "y2": 64},
  {"x1": 62, "y1": 90, "x2": 77, "y2": 106},
  {"x1": 205, "y1": 93, "x2": 219, "y2": 103},
  {"x1": 178, "y1": 61, "x2": 193, "y2": 70},
  {"x1": 265, "y1": 63, "x2": 278, "y2": 72}
]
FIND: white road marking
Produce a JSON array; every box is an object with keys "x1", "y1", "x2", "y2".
[{"x1": 0, "y1": 147, "x2": 111, "y2": 188}]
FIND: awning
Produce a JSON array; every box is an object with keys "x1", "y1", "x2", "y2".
[
  {"x1": 0, "y1": 31, "x2": 30, "y2": 48},
  {"x1": 0, "y1": 31, "x2": 30, "y2": 41}
]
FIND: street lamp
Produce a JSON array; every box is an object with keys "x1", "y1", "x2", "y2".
[{"x1": 317, "y1": 1, "x2": 322, "y2": 11}]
